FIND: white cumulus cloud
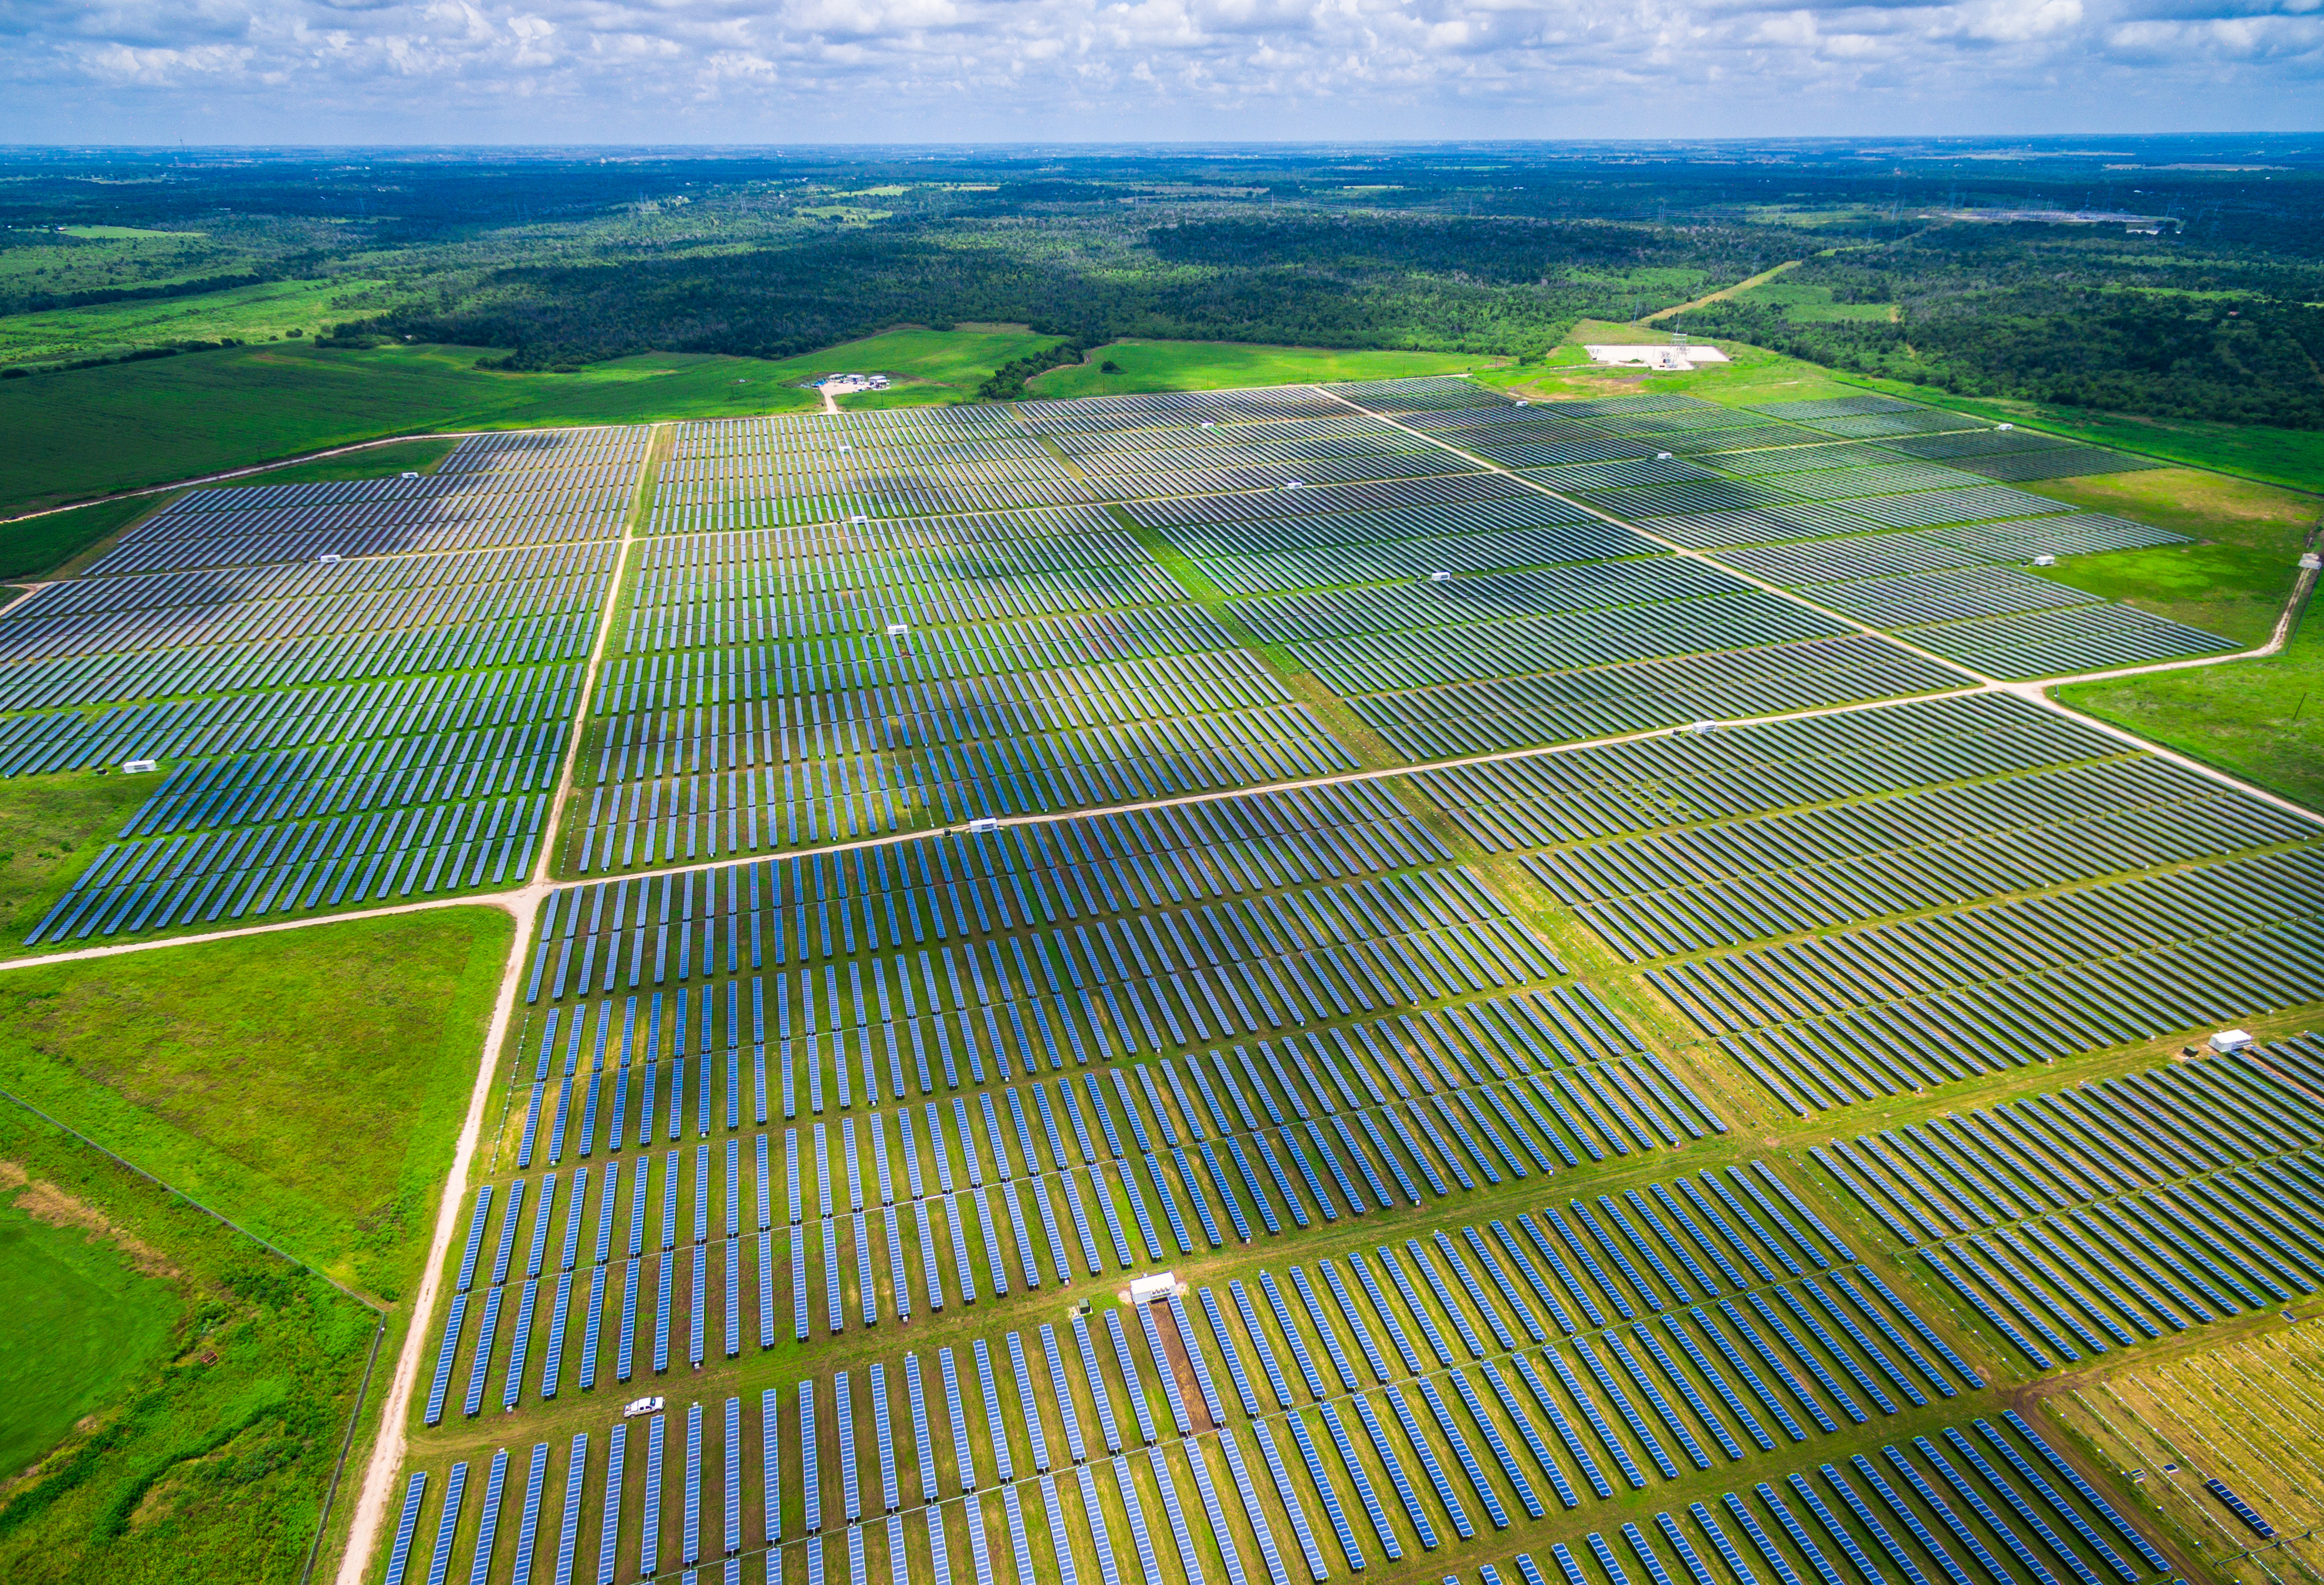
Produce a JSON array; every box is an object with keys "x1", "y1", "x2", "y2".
[{"x1": 0, "y1": 0, "x2": 2318, "y2": 138}]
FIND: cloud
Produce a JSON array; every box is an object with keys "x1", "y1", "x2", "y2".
[{"x1": 0, "y1": 0, "x2": 2319, "y2": 138}]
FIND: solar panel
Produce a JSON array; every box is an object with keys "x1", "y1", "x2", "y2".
[
  {"x1": 383, "y1": 1471, "x2": 427, "y2": 1585},
  {"x1": 2003, "y1": 1411, "x2": 2165, "y2": 1570},
  {"x1": 996, "y1": 1484, "x2": 1031, "y2": 1585},
  {"x1": 1314, "y1": 1401, "x2": 1396, "y2": 1562},
  {"x1": 1820, "y1": 1462, "x2": 1932, "y2": 1585},
  {"x1": 424, "y1": 1294, "x2": 468, "y2": 1427},
  {"x1": 872, "y1": 1364, "x2": 902, "y2": 1511},
  {"x1": 799, "y1": 1384, "x2": 821, "y2": 1530},
  {"x1": 1165, "y1": 1296, "x2": 1227, "y2": 1427},
  {"x1": 1893, "y1": 1445, "x2": 2018, "y2": 1583},
  {"x1": 973, "y1": 1338, "x2": 1013, "y2": 1481},
  {"x1": 1072, "y1": 1314, "x2": 1124, "y2": 1454},
  {"x1": 463, "y1": 1286, "x2": 503, "y2": 1417},
  {"x1": 678, "y1": 1404, "x2": 697, "y2": 1562},
  {"x1": 793, "y1": 1231, "x2": 811, "y2": 1342},
  {"x1": 511, "y1": 1444, "x2": 551, "y2": 1584},
  {"x1": 1006, "y1": 1333, "x2": 1051, "y2": 1472},
  {"x1": 1450, "y1": 1367, "x2": 1544, "y2": 1518},
  {"x1": 888, "y1": 1513, "x2": 912, "y2": 1585},
  {"x1": 1038, "y1": 1325, "x2": 1088, "y2": 1464},
  {"x1": 1376, "y1": 1246, "x2": 1455, "y2": 1368},
  {"x1": 939, "y1": 1347, "x2": 977, "y2": 1491},
  {"x1": 1105, "y1": 1308, "x2": 1161, "y2": 1445},
  {"x1": 1227, "y1": 1280, "x2": 1293, "y2": 1409},
  {"x1": 1544, "y1": 1346, "x2": 1644, "y2": 1490},
  {"x1": 491, "y1": 1181, "x2": 526, "y2": 1287},
  {"x1": 1381, "y1": 1388, "x2": 1474, "y2": 1546},
  {"x1": 1657, "y1": 1315, "x2": 1768, "y2": 1454},
  {"x1": 1283, "y1": 1404, "x2": 1357, "y2": 1571},
  {"x1": 653, "y1": 1252, "x2": 675, "y2": 1374},
  {"x1": 527, "y1": 1174, "x2": 558, "y2": 1278},
  {"x1": 552, "y1": 1433, "x2": 587, "y2": 1585},
  {"x1": 1215, "y1": 1429, "x2": 1293, "y2": 1585},
  {"x1": 1601, "y1": 1331, "x2": 1710, "y2": 1471},
  {"x1": 1197, "y1": 1287, "x2": 1262, "y2": 1417},
  {"x1": 1344, "y1": 1252, "x2": 1421, "y2": 1376},
  {"x1": 925, "y1": 1505, "x2": 952, "y2": 1585},
  {"x1": 824, "y1": 1220, "x2": 845, "y2": 1334},
  {"x1": 1720, "y1": 1491, "x2": 1804, "y2": 1585},
  {"x1": 456, "y1": 1187, "x2": 493, "y2": 1292},
  {"x1": 1510, "y1": 1354, "x2": 1609, "y2": 1500},
  {"x1": 1765, "y1": 1479, "x2": 1858, "y2": 1585},
  {"x1": 837, "y1": 1371, "x2": 861, "y2": 1524},
  {"x1": 1136, "y1": 1303, "x2": 1194, "y2": 1436},
  {"x1": 761, "y1": 1388, "x2": 782, "y2": 1544},
  {"x1": 1944, "y1": 1427, "x2": 2102, "y2": 1583},
  {"x1": 503, "y1": 1279, "x2": 539, "y2": 1411},
  {"x1": 592, "y1": 1431, "x2": 624, "y2": 1585},
  {"x1": 1038, "y1": 1476, "x2": 1082, "y2": 1585},
  {"x1": 1115, "y1": 1455, "x2": 1171, "y2": 1585}
]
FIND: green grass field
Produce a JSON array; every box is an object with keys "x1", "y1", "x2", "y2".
[
  {"x1": 0, "y1": 1104, "x2": 379, "y2": 1585},
  {"x1": 0, "y1": 278, "x2": 403, "y2": 369},
  {"x1": 2058, "y1": 617, "x2": 2324, "y2": 812},
  {"x1": 0, "y1": 494, "x2": 167, "y2": 581},
  {"x1": 2034, "y1": 542, "x2": 2295, "y2": 647},
  {"x1": 1027, "y1": 338, "x2": 1497, "y2": 398},
  {"x1": 0, "y1": 770, "x2": 164, "y2": 940},
  {"x1": 0, "y1": 1189, "x2": 175, "y2": 1480},
  {"x1": 0, "y1": 327, "x2": 1092, "y2": 515},
  {"x1": 242, "y1": 435, "x2": 458, "y2": 486},
  {"x1": 1726, "y1": 278, "x2": 1897, "y2": 322},
  {"x1": 816, "y1": 323, "x2": 1060, "y2": 405},
  {"x1": 2026, "y1": 467, "x2": 2317, "y2": 553},
  {"x1": 1479, "y1": 325, "x2": 1863, "y2": 408},
  {"x1": 0, "y1": 905, "x2": 512, "y2": 1297}
]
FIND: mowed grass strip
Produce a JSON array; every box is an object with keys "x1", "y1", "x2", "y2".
[{"x1": 0, "y1": 904, "x2": 513, "y2": 1297}]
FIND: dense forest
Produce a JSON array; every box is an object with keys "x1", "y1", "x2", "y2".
[{"x1": 2, "y1": 140, "x2": 2319, "y2": 427}]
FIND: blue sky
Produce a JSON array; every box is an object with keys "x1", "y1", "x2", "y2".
[{"x1": 3, "y1": 0, "x2": 2319, "y2": 143}]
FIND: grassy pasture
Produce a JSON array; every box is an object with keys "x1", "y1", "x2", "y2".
[
  {"x1": 2025, "y1": 467, "x2": 2319, "y2": 553},
  {"x1": 0, "y1": 492, "x2": 166, "y2": 581},
  {"x1": 2056, "y1": 622, "x2": 2324, "y2": 812},
  {"x1": 1027, "y1": 339, "x2": 1495, "y2": 399},
  {"x1": 2032, "y1": 542, "x2": 2296, "y2": 647},
  {"x1": 811, "y1": 323, "x2": 1060, "y2": 405},
  {"x1": 0, "y1": 1105, "x2": 379, "y2": 1585},
  {"x1": 0, "y1": 770, "x2": 164, "y2": 943},
  {"x1": 245, "y1": 434, "x2": 459, "y2": 486},
  {"x1": 0, "y1": 1184, "x2": 175, "y2": 1480},
  {"x1": 0, "y1": 278, "x2": 398, "y2": 369},
  {"x1": 0, "y1": 905, "x2": 512, "y2": 1299},
  {"x1": 2035, "y1": 470, "x2": 2324, "y2": 806},
  {"x1": 0, "y1": 327, "x2": 1082, "y2": 516}
]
